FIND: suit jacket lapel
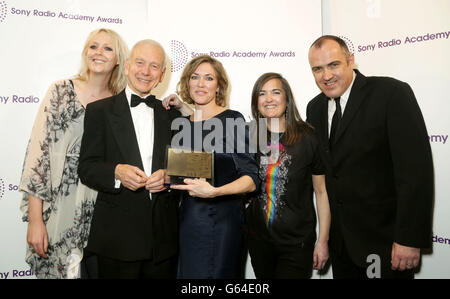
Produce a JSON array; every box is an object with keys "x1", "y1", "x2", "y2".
[
  {"x1": 333, "y1": 69, "x2": 367, "y2": 144},
  {"x1": 318, "y1": 95, "x2": 330, "y2": 145},
  {"x1": 109, "y1": 91, "x2": 144, "y2": 170},
  {"x1": 151, "y1": 103, "x2": 171, "y2": 173}
]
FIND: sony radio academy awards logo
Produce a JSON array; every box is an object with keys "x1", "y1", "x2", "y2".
[
  {"x1": 0, "y1": 1, "x2": 7, "y2": 23},
  {"x1": 3, "y1": 1, "x2": 123, "y2": 24},
  {"x1": 169, "y1": 40, "x2": 296, "y2": 73},
  {"x1": 339, "y1": 35, "x2": 355, "y2": 54},
  {"x1": 344, "y1": 30, "x2": 450, "y2": 54},
  {"x1": 170, "y1": 40, "x2": 188, "y2": 73},
  {"x1": 0, "y1": 178, "x2": 5, "y2": 200}
]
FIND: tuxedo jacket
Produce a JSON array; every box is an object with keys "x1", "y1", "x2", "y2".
[
  {"x1": 306, "y1": 70, "x2": 433, "y2": 267},
  {"x1": 78, "y1": 90, "x2": 181, "y2": 262}
]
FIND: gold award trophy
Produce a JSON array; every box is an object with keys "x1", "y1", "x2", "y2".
[{"x1": 166, "y1": 147, "x2": 214, "y2": 185}]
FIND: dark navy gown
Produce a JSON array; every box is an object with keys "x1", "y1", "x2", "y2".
[{"x1": 175, "y1": 109, "x2": 259, "y2": 279}]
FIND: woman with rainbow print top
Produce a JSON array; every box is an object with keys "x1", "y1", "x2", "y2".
[{"x1": 246, "y1": 72, "x2": 331, "y2": 278}]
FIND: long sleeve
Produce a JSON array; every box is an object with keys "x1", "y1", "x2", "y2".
[
  {"x1": 19, "y1": 80, "x2": 79, "y2": 222},
  {"x1": 387, "y1": 81, "x2": 434, "y2": 248},
  {"x1": 77, "y1": 100, "x2": 119, "y2": 194}
]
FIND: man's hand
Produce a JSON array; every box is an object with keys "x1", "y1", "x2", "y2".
[
  {"x1": 145, "y1": 169, "x2": 169, "y2": 193},
  {"x1": 162, "y1": 94, "x2": 183, "y2": 110},
  {"x1": 391, "y1": 242, "x2": 420, "y2": 271},
  {"x1": 115, "y1": 164, "x2": 147, "y2": 191}
]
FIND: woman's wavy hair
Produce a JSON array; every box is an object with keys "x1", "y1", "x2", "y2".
[{"x1": 176, "y1": 55, "x2": 229, "y2": 107}]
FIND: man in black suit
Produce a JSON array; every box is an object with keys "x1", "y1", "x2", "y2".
[
  {"x1": 78, "y1": 40, "x2": 181, "y2": 278},
  {"x1": 306, "y1": 35, "x2": 433, "y2": 279}
]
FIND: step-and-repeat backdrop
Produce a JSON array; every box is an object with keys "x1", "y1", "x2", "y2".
[
  {"x1": 322, "y1": 0, "x2": 450, "y2": 278},
  {"x1": 0, "y1": 0, "x2": 321, "y2": 279},
  {"x1": 0, "y1": 0, "x2": 448, "y2": 279}
]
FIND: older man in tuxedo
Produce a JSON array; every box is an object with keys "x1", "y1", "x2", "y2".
[
  {"x1": 306, "y1": 35, "x2": 433, "y2": 279},
  {"x1": 78, "y1": 40, "x2": 181, "y2": 278}
]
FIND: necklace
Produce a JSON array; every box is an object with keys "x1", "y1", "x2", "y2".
[
  {"x1": 268, "y1": 131, "x2": 285, "y2": 145},
  {"x1": 277, "y1": 132, "x2": 285, "y2": 142}
]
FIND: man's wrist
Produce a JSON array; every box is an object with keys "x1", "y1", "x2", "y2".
[
  {"x1": 114, "y1": 164, "x2": 122, "y2": 188},
  {"x1": 114, "y1": 164, "x2": 121, "y2": 179}
]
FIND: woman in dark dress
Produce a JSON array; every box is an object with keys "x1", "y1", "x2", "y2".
[
  {"x1": 245, "y1": 72, "x2": 331, "y2": 278},
  {"x1": 170, "y1": 55, "x2": 260, "y2": 278}
]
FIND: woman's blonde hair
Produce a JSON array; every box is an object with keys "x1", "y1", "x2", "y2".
[
  {"x1": 75, "y1": 28, "x2": 129, "y2": 95},
  {"x1": 176, "y1": 55, "x2": 229, "y2": 107}
]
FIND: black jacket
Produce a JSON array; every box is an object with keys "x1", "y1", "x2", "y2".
[
  {"x1": 78, "y1": 90, "x2": 181, "y2": 262},
  {"x1": 306, "y1": 70, "x2": 433, "y2": 266}
]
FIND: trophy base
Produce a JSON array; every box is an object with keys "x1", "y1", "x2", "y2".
[{"x1": 170, "y1": 176, "x2": 188, "y2": 185}]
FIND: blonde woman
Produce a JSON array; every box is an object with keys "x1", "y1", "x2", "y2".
[{"x1": 19, "y1": 28, "x2": 128, "y2": 279}]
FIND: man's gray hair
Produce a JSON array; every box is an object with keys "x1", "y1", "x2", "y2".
[{"x1": 130, "y1": 39, "x2": 167, "y2": 71}]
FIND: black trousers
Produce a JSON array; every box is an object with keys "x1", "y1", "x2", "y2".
[
  {"x1": 331, "y1": 241, "x2": 414, "y2": 279},
  {"x1": 80, "y1": 250, "x2": 98, "y2": 279},
  {"x1": 247, "y1": 235, "x2": 314, "y2": 279},
  {"x1": 95, "y1": 255, "x2": 177, "y2": 279}
]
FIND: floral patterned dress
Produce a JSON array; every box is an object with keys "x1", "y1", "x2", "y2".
[{"x1": 19, "y1": 79, "x2": 97, "y2": 279}]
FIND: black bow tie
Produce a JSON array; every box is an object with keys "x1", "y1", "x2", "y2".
[{"x1": 130, "y1": 94, "x2": 157, "y2": 108}]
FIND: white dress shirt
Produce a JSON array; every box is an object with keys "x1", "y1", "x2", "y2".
[
  {"x1": 328, "y1": 71, "x2": 356, "y2": 136},
  {"x1": 115, "y1": 86, "x2": 155, "y2": 189}
]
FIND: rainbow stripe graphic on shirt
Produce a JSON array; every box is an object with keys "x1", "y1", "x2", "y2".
[
  {"x1": 265, "y1": 142, "x2": 285, "y2": 227},
  {"x1": 265, "y1": 160, "x2": 282, "y2": 227}
]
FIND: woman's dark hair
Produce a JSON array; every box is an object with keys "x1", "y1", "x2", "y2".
[{"x1": 250, "y1": 72, "x2": 313, "y2": 146}]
